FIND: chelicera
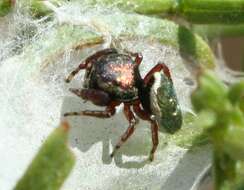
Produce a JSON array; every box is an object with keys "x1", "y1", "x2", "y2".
[{"x1": 64, "y1": 48, "x2": 182, "y2": 161}]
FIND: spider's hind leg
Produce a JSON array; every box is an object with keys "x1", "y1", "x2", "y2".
[
  {"x1": 133, "y1": 102, "x2": 159, "y2": 161},
  {"x1": 149, "y1": 119, "x2": 159, "y2": 161}
]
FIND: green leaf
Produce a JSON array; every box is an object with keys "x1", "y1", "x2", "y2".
[
  {"x1": 193, "y1": 24, "x2": 244, "y2": 39},
  {"x1": 0, "y1": 0, "x2": 14, "y2": 16},
  {"x1": 223, "y1": 126, "x2": 244, "y2": 161},
  {"x1": 193, "y1": 110, "x2": 216, "y2": 129},
  {"x1": 19, "y1": 0, "x2": 67, "y2": 17},
  {"x1": 228, "y1": 81, "x2": 244, "y2": 112},
  {"x1": 191, "y1": 70, "x2": 244, "y2": 190},
  {"x1": 14, "y1": 122, "x2": 75, "y2": 190},
  {"x1": 191, "y1": 71, "x2": 228, "y2": 112}
]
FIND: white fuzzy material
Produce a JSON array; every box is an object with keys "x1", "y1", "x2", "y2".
[
  {"x1": 150, "y1": 72, "x2": 162, "y2": 120},
  {"x1": 0, "y1": 3, "x2": 211, "y2": 190}
]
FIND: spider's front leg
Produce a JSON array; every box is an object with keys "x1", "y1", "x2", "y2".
[
  {"x1": 64, "y1": 88, "x2": 120, "y2": 118},
  {"x1": 63, "y1": 101, "x2": 118, "y2": 118},
  {"x1": 110, "y1": 103, "x2": 139, "y2": 158},
  {"x1": 144, "y1": 62, "x2": 172, "y2": 84},
  {"x1": 65, "y1": 48, "x2": 117, "y2": 83},
  {"x1": 128, "y1": 52, "x2": 143, "y2": 65},
  {"x1": 69, "y1": 88, "x2": 111, "y2": 106}
]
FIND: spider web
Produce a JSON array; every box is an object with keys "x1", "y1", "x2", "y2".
[{"x1": 0, "y1": 2, "x2": 223, "y2": 190}]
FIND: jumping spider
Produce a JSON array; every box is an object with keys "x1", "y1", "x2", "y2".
[{"x1": 64, "y1": 48, "x2": 182, "y2": 161}]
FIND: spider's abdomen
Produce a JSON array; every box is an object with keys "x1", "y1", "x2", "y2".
[
  {"x1": 84, "y1": 53, "x2": 139, "y2": 102},
  {"x1": 150, "y1": 72, "x2": 182, "y2": 134}
]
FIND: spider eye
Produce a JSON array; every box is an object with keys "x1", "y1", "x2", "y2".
[{"x1": 150, "y1": 72, "x2": 182, "y2": 133}]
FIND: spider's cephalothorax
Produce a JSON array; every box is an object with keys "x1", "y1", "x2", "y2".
[
  {"x1": 83, "y1": 49, "x2": 140, "y2": 102},
  {"x1": 64, "y1": 48, "x2": 182, "y2": 161}
]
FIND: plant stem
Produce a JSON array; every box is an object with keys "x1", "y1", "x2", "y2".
[
  {"x1": 178, "y1": 0, "x2": 244, "y2": 24},
  {"x1": 111, "y1": 0, "x2": 179, "y2": 15},
  {"x1": 99, "y1": 0, "x2": 244, "y2": 24}
]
